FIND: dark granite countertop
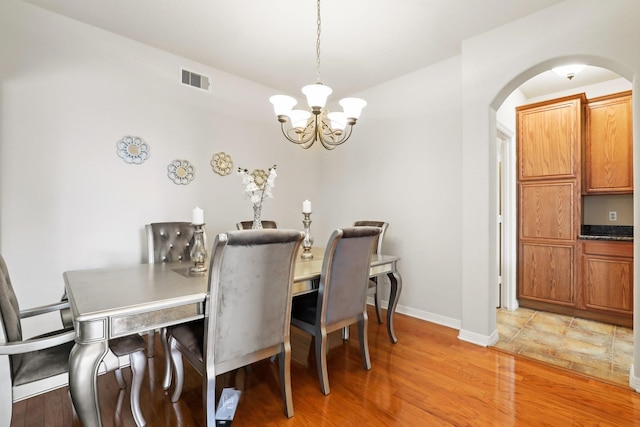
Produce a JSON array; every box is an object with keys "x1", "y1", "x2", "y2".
[{"x1": 580, "y1": 225, "x2": 633, "y2": 241}]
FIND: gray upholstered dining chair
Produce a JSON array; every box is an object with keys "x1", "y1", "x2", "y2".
[
  {"x1": 290, "y1": 227, "x2": 380, "y2": 395},
  {"x1": 146, "y1": 221, "x2": 197, "y2": 264},
  {"x1": 353, "y1": 220, "x2": 389, "y2": 324},
  {"x1": 166, "y1": 229, "x2": 304, "y2": 424},
  {"x1": 1, "y1": 254, "x2": 147, "y2": 427},
  {"x1": 236, "y1": 220, "x2": 278, "y2": 230},
  {"x1": 145, "y1": 221, "x2": 201, "y2": 389}
]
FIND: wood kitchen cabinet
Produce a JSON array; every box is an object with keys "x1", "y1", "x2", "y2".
[
  {"x1": 518, "y1": 94, "x2": 584, "y2": 181},
  {"x1": 518, "y1": 181, "x2": 578, "y2": 306},
  {"x1": 584, "y1": 91, "x2": 633, "y2": 194},
  {"x1": 581, "y1": 240, "x2": 633, "y2": 326},
  {"x1": 517, "y1": 94, "x2": 584, "y2": 308},
  {"x1": 516, "y1": 91, "x2": 634, "y2": 326}
]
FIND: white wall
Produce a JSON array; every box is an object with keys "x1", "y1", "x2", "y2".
[
  {"x1": 317, "y1": 57, "x2": 464, "y2": 327},
  {"x1": 459, "y1": 0, "x2": 640, "y2": 386},
  {"x1": 496, "y1": 88, "x2": 526, "y2": 133},
  {"x1": 0, "y1": 0, "x2": 320, "y2": 336}
]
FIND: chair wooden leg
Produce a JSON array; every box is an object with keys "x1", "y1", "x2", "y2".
[
  {"x1": 373, "y1": 279, "x2": 383, "y2": 324},
  {"x1": 114, "y1": 389, "x2": 126, "y2": 423},
  {"x1": 204, "y1": 363, "x2": 217, "y2": 427},
  {"x1": 278, "y1": 346, "x2": 294, "y2": 418},
  {"x1": 147, "y1": 330, "x2": 155, "y2": 358},
  {"x1": 129, "y1": 349, "x2": 147, "y2": 426},
  {"x1": 169, "y1": 337, "x2": 184, "y2": 403},
  {"x1": 342, "y1": 326, "x2": 350, "y2": 340},
  {"x1": 161, "y1": 327, "x2": 172, "y2": 390},
  {"x1": 315, "y1": 328, "x2": 330, "y2": 395},
  {"x1": 306, "y1": 336, "x2": 315, "y2": 366},
  {"x1": 114, "y1": 368, "x2": 126, "y2": 389},
  {"x1": 0, "y1": 372, "x2": 11, "y2": 427},
  {"x1": 358, "y1": 314, "x2": 371, "y2": 370}
]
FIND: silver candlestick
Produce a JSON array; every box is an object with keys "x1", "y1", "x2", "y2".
[
  {"x1": 190, "y1": 223, "x2": 207, "y2": 274},
  {"x1": 301, "y1": 212, "x2": 314, "y2": 260}
]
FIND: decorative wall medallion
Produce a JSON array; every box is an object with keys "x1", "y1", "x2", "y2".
[
  {"x1": 251, "y1": 169, "x2": 268, "y2": 188},
  {"x1": 211, "y1": 152, "x2": 233, "y2": 176},
  {"x1": 116, "y1": 136, "x2": 149, "y2": 164},
  {"x1": 167, "y1": 160, "x2": 195, "y2": 185}
]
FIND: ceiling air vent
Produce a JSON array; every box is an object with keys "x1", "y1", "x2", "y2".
[{"x1": 181, "y1": 68, "x2": 210, "y2": 91}]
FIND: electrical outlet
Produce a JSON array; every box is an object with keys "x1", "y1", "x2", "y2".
[{"x1": 609, "y1": 211, "x2": 617, "y2": 221}]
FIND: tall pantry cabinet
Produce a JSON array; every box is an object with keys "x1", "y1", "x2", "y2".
[{"x1": 516, "y1": 94, "x2": 585, "y2": 310}]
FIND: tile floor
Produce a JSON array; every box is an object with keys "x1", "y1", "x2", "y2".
[{"x1": 494, "y1": 307, "x2": 633, "y2": 387}]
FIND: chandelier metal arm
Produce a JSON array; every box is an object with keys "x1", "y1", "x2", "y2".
[
  {"x1": 278, "y1": 117, "x2": 317, "y2": 148},
  {"x1": 316, "y1": 118, "x2": 353, "y2": 148},
  {"x1": 278, "y1": 113, "x2": 356, "y2": 150}
]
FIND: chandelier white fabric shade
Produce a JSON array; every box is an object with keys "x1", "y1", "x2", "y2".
[
  {"x1": 269, "y1": 0, "x2": 366, "y2": 150},
  {"x1": 301, "y1": 83, "x2": 332, "y2": 109},
  {"x1": 339, "y1": 98, "x2": 368, "y2": 119},
  {"x1": 289, "y1": 109, "x2": 312, "y2": 128}
]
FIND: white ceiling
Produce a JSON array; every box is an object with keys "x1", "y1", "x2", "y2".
[
  {"x1": 519, "y1": 67, "x2": 623, "y2": 99},
  {"x1": 22, "y1": 0, "x2": 620, "y2": 99}
]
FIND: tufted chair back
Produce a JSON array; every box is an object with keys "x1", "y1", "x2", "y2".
[
  {"x1": 146, "y1": 222, "x2": 199, "y2": 263},
  {"x1": 145, "y1": 221, "x2": 206, "y2": 376},
  {"x1": 0, "y1": 254, "x2": 23, "y2": 375}
]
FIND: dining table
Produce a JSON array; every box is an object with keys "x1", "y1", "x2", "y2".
[{"x1": 63, "y1": 246, "x2": 402, "y2": 427}]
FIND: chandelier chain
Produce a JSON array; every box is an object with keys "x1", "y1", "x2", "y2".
[{"x1": 315, "y1": 0, "x2": 321, "y2": 83}]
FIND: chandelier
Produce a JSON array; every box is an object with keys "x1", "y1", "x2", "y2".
[{"x1": 269, "y1": 0, "x2": 367, "y2": 150}]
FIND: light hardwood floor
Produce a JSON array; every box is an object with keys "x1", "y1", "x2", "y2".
[{"x1": 10, "y1": 306, "x2": 640, "y2": 426}]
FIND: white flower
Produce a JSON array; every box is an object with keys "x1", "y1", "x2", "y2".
[
  {"x1": 266, "y1": 169, "x2": 277, "y2": 187},
  {"x1": 245, "y1": 182, "x2": 259, "y2": 193},
  {"x1": 238, "y1": 165, "x2": 277, "y2": 208}
]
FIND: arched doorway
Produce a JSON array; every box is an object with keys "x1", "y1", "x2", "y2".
[{"x1": 491, "y1": 61, "x2": 635, "y2": 387}]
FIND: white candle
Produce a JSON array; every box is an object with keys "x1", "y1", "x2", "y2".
[
  {"x1": 302, "y1": 199, "x2": 312, "y2": 213},
  {"x1": 192, "y1": 207, "x2": 204, "y2": 225}
]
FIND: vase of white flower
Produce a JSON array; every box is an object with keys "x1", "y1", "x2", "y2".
[
  {"x1": 237, "y1": 165, "x2": 277, "y2": 229},
  {"x1": 252, "y1": 203, "x2": 263, "y2": 229}
]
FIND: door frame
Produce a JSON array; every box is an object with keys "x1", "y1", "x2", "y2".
[{"x1": 497, "y1": 122, "x2": 518, "y2": 310}]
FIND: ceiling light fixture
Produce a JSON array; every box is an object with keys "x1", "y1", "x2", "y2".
[
  {"x1": 269, "y1": 0, "x2": 366, "y2": 150},
  {"x1": 552, "y1": 64, "x2": 586, "y2": 80}
]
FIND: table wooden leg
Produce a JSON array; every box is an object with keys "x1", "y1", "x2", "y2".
[
  {"x1": 386, "y1": 271, "x2": 402, "y2": 343},
  {"x1": 69, "y1": 341, "x2": 108, "y2": 427}
]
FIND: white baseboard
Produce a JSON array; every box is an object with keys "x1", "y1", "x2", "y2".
[
  {"x1": 630, "y1": 364, "x2": 640, "y2": 392},
  {"x1": 368, "y1": 297, "x2": 497, "y2": 347},
  {"x1": 367, "y1": 297, "x2": 460, "y2": 330},
  {"x1": 458, "y1": 328, "x2": 499, "y2": 347}
]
